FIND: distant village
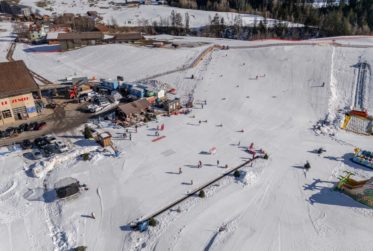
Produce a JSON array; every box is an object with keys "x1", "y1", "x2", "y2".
[{"x1": 0, "y1": 0, "x2": 177, "y2": 51}]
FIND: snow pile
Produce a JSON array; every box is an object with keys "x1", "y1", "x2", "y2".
[
  {"x1": 32, "y1": 146, "x2": 99, "y2": 178},
  {"x1": 241, "y1": 170, "x2": 258, "y2": 186}
]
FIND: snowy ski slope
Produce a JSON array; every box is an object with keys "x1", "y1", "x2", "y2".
[{"x1": 1, "y1": 36, "x2": 373, "y2": 250}]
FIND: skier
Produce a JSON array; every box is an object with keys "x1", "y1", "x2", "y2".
[
  {"x1": 155, "y1": 131, "x2": 159, "y2": 136},
  {"x1": 249, "y1": 142, "x2": 254, "y2": 150},
  {"x1": 204, "y1": 100, "x2": 207, "y2": 105},
  {"x1": 191, "y1": 180, "x2": 193, "y2": 185},
  {"x1": 321, "y1": 82, "x2": 325, "y2": 87},
  {"x1": 199, "y1": 120, "x2": 201, "y2": 125},
  {"x1": 304, "y1": 161, "x2": 311, "y2": 171},
  {"x1": 238, "y1": 141, "x2": 240, "y2": 147},
  {"x1": 201, "y1": 104, "x2": 204, "y2": 109},
  {"x1": 135, "y1": 125, "x2": 138, "y2": 133},
  {"x1": 123, "y1": 133, "x2": 127, "y2": 139},
  {"x1": 198, "y1": 160, "x2": 202, "y2": 168},
  {"x1": 317, "y1": 147, "x2": 325, "y2": 155},
  {"x1": 179, "y1": 167, "x2": 182, "y2": 174},
  {"x1": 129, "y1": 133, "x2": 132, "y2": 141},
  {"x1": 217, "y1": 160, "x2": 220, "y2": 167},
  {"x1": 224, "y1": 164, "x2": 228, "y2": 169}
]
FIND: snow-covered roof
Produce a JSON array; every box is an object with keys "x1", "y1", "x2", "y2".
[{"x1": 46, "y1": 32, "x2": 60, "y2": 40}]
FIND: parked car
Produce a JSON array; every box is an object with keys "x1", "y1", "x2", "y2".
[
  {"x1": 55, "y1": 140, "x2": 68, "y2": 153},
  {"x1": 94, "y1": 95, "x2": 110, "y2": 106},
  {"x1": 87, "y1": 104, "x2": 103, "y2": 113},
  {"x1": 5, "y1": 127, "x2": 16, "y2": 137},
  {"x1": 28, "y1": 122, "x2": 38, "y2": 131},
  {"x1": 17, "y1": 123, "x2": 28, "y2": 133},
  {"x1": 21, "y1": 139, "x2": 32, "y2": 149},
  {"x1": 1, "y1": 130, "x2": 10, "y2": 138},
  {"x1": 35, "y1": 122, "x2": 47, "y2": 131},
  {"x1": 46, "y1": 103, "x2": 57, "y2": 109},
  {"x1": 78, "y1": 92, "x2": 96, "y2": 102},
  {"x1": 32, "y1": 149, "x2": 42, "y2": 160},
  {"x1": 34, "y1": 137, "x2": 48, "y2": 149},
  {"x1": 24, "y1": 123, "x2": 31, "y2": 131},
  {"x1": 43, "y1": 147, "x2": 55, "y2": 158},
  {"x1": 45, "y1": 135, "x2": 57, "y2": 144}
]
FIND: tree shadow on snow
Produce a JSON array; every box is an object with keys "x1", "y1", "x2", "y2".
[{"x1": 304, "y1": 179, "x2": 368, "y2": 209}]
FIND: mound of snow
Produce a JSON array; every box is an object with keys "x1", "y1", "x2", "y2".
[{"x1": 32, "y1": 146, "x2": 99, "y2": 178}]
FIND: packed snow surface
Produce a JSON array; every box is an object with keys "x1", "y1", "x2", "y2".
[
  {"x1": 1, "y1": 36, "x2": 373, "y2": 251},
  {"x1": 13, "y1": 42, "x2": 210, "y2": 82}
]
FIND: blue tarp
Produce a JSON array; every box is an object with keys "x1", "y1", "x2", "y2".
[{"x1": 23, "y1": 45, "x2": 62, "y2": 53}]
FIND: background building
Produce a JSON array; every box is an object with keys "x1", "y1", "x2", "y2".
[{"x1": 0, "y1": 60, "x2": 40, "y2": 125}]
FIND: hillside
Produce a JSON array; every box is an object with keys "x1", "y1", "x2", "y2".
[{"x1": 1, "y1": 36, "x2": 373, "y2": 250}]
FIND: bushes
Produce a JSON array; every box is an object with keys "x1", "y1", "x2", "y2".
[
  {"x1": 81, "y1": 153, "x2": 90, "y2": 161},
  {"x1": 148, "y1": 217, "x2": 157, "y2": 227},
  {"x1": 84, "y1": 125, "x2": 93, "y2": 139},
  {"x1": 198, "y1": 190, "x2": 205, "y2": 198},
  {"x1": 233, "y1": 170, "x2": 241, "y2": 178}
]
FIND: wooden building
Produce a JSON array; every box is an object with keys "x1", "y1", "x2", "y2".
[
  {"x1": 97, "y1": 132, "x2": 112, "y2": 147},
  {"x1": 117, "y1": 98, "x2": 150, "y2": 120},
  {"x1": 164, "y1": 98, "x2": 181, "y2": 113},
  {"x1": 112, "y1": 32, "x2": 143, "y2": 43},
  {"x1": 48, "y1": 32, "x2": 104, "y2": 50}
]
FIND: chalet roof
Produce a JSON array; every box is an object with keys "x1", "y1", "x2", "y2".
[
  {"x1": 0, "y1": 60, "x2": 39, "y2": 98},
  {"x1": 113, "y1": 32, "x2": 143, "y2": 41},
  {"x1": 118, "y1": 99, "x2": 150, "y2": 116},
  {"x1": 56, "y1": 32, "x2": 103, "y2": 40}
]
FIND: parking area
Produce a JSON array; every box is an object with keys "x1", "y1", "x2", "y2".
[
  {"x1": 0, "y1": 103, "x2": 91, "y2": 147},
  {"x1": 22, "y1": 134, "x2": 69, "y2": 160}
]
